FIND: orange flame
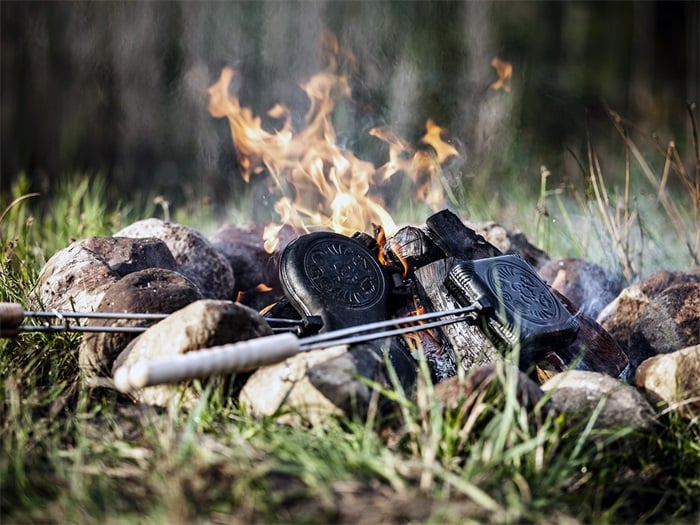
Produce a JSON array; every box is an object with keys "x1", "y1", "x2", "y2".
[
  {"x1": 208, "y1": 34, "x2": 460, "y2": 250},
  {"x1": 490, "y1": 57, "x2": 512, "y2": 92},
  {"x1": 390, "y1": 239, "x2": 411, "y2": 278},
  {"x1": 376, "y1": 226, "x2": 389, "y2": 265},
  {"x1": 375, "y1": 225, "x2": 411, "y2": 278},
  {"x1": 236, "y1": 283, "x2": 274, "y2": 303},
  {"x1": 371, "y1": 119, "x2": 458, "y2": 210}
]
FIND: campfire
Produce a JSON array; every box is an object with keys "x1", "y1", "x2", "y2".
[
  {"x1": 176, "y1": 36, "x2": 619, "y2": 388},
  {"x1": 12, "y1": 31, "x2": 672, "y2": 423},
  {"x1": 7, "y1": 205, "x2": 629, "y2": 418}
]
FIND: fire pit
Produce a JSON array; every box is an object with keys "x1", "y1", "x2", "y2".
[
  {"x1": 9, "y1": 32, "x2": 637, "y2": 418},
  {"x1": 105, "y1": 209, "x2": 625, "y2": 398}
]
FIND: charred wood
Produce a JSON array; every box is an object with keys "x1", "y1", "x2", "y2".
[
  {"x1": 381, "y1": 225, "x2": 445, "y2": 271},
  {"x1": 414, "y1": 258, "x2": 499, "y2": 382},
  {"x1": 425, "y1": 209, "x2": 502, "y2": 260},
  {"x1": 552, "y1": 291, "x2": 630, "y2": 379}
]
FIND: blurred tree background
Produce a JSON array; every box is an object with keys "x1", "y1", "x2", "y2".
[{"x1": 1, "y1": 1, "x2": 698, "y2": 219}]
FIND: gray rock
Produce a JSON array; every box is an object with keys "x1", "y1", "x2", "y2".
[
  {"x1": 35, "y1": 236, "x2": 179, "y2": 312},
  {"x1": 636, "y1": 344, "x2": 700, "y2": 420},
  {"x1": 113, "y1": 299, "x2": 272, "y2": 407},
  {"x1": 434, "y1": 364, "x2": 549, "y2": 419},
  {"x1": 79, "y1": 268, "x2": 203, "y2": 378},
  {"x1": 597, "y1": 268, "x2": 700, "y2": 358},
  {"x1": 306, "y1": 347, "x2": 384, "y2": 417},
  {"x1": 541, "y1": 370, "x2": 656, "y2": 429},
  {"x1": 307, "y1": 341, "x2": 417, "y2": 418},
  {"x1": 239, "y1": 345, "x2": 348, "y2": 425},
  {"x1": 240, "y1": 338, "x2": 417, "y2": 424},
  {"x1": 115, "y1": 218, "x2": 236, "y2": 300},
  {"x1": 629, "y1": 282, "x2": 700, "y2": 367},
  {"x1": 538, "y1": 257, "x2": 624, "y2": 319}
]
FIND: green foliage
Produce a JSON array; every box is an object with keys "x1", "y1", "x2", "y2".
[{"x1": 0, "y1": 173, "x2": 138, "y2": 302}]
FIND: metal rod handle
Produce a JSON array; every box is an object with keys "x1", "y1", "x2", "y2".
[
  {"x1": 299, "y1": 304, "x2": 480, "y2": 347},
  {"x1": 113, "y1": 306, "x2": 480, "y2": 393},
  {"x1": 17, "y1": 324, "x2": 149, "y2": 334},
  {"x1": 24, "y1": 310, "x2": 168, "y2": 320},
  {"x1": 299, "y1": 314, "x2": 474, "y2": 351},
  {"x1": 0, "y1": 301, "x2": 303, "y2": 337}
]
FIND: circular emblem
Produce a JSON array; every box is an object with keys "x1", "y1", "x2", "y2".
[
  {"x1": 303, "y1": 239, "x2": 384, "y2": 308},
  {"x1": 487, "y1": 259, "x2": 558, "y2": 323}
]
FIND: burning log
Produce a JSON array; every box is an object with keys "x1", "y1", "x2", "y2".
[
  {"x1": 387, "y1": 210, "x2": 543, "y2": 380},
  {"x1": 425, "y1": 210, "x2": 502, "y2": 260},
  {"x1": 379, "y1": 225, "x2": 444, "y2": 271},
  {"x1": 414, "y1": 258, "x2": 499, "y2": 382},
  {"x1": 378, "y1": 215, "x2": 503, "y2": 381},
  {"x1": 385, "y1": 210, "x2": 626, "y2": 383}
]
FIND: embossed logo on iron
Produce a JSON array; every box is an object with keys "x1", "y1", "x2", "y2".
[
  {"x1": 486, "y1": 258, "x2": 559, "y2": 323},
  {"x1": 303, "y1": 239, "x2": 384, "y2": 307}
]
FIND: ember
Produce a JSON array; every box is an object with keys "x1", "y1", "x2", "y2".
[{"x1": 490, "y1": 57, "x2": 513, "y2": 92}]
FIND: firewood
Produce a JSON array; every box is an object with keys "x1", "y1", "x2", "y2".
[
  {"x1": 414, "y1": 258, "x2": 499, "y2": 382},
  {"x1": 425, "y1": 209, "x2": 502, "y2": 260},
  {"x1": 381, "y1": 225, "x2": 444, "y2": 271}
]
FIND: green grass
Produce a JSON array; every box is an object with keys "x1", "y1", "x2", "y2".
[{"x1": 1, "y1": 115, "x2": 699, "y2": 523}]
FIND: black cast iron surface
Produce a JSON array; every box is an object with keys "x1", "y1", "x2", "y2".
[
  {"x1": 445, "y1": 255, "x2": 580, "y2": 362},
  {"x1": 278, "y1": 230, "x2": 580, "y2": 370},
  {"x1": 279, "y1": 231, "x2": 393, "y2": 332}
]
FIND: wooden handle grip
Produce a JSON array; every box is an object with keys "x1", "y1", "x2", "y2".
[
  {"x1": 113, "y1": 332, "x2": 301, "y2": 392},
  {"x1": 0, "y1": 302, "x2": 24, "y2": 337}
]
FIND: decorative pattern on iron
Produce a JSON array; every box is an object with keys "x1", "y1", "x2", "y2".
[
  {"x1": 486, "y1": 258, "x2": 558, "y2": 323},
  {"x1": 444, "y1": 255, "x2": 579, "y2": 360},
  {"x1": 303, "y1": 239, "x2": 383, "y2": 307}
]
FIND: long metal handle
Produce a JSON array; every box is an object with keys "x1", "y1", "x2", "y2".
[
  {"x1": 0, "y1": 302, "x2": 303, "y2": 337},
  {"x1": 113, "y1": 305, "x2": 480, "y2": 392}
]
